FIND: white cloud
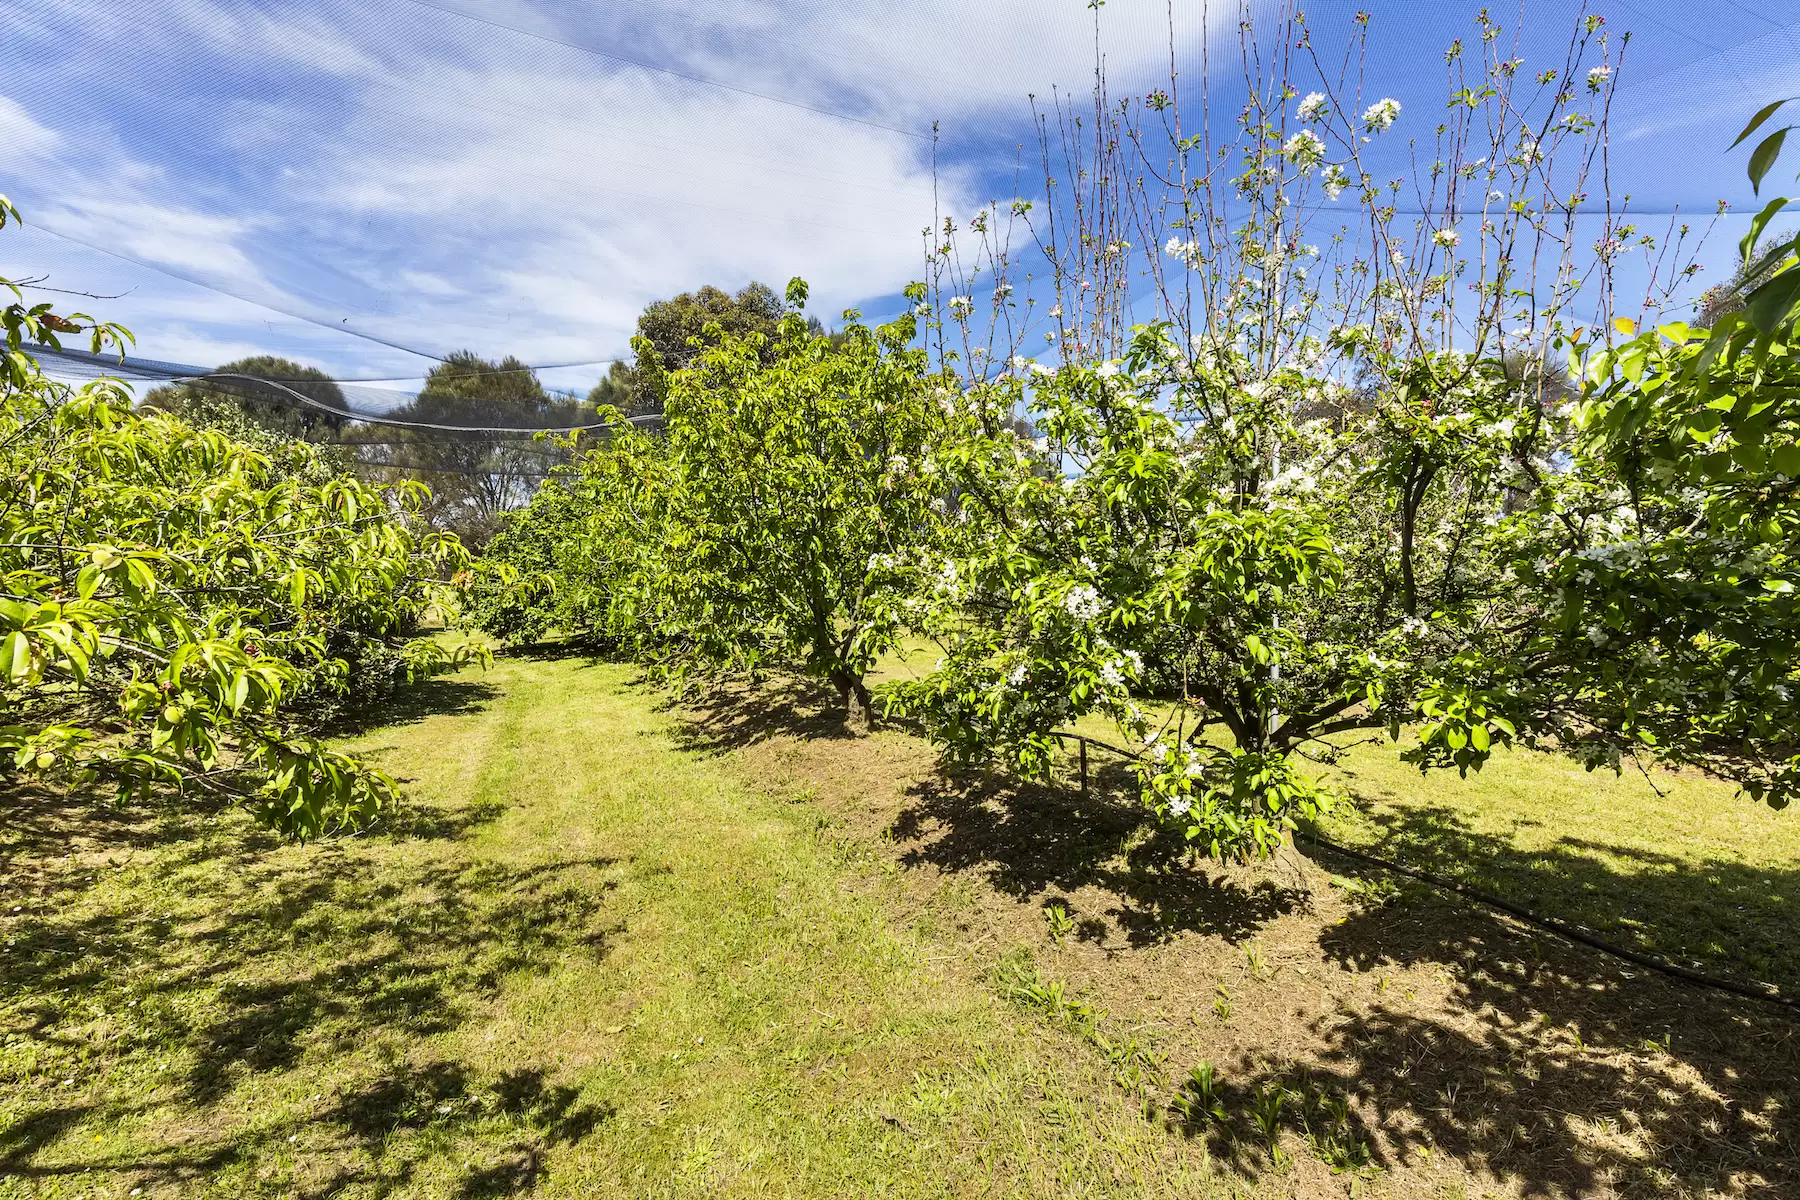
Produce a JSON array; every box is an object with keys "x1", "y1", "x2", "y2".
[
  {"x1": 4, "y1": 0, "x2": 1256, "y2": 380},
  {"x1": 0, "y1": 95, "x2": 60, "y2": 161}
]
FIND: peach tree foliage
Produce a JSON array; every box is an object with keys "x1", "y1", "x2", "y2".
[
  {"x1": 470, "y1": 280, "x2": 971, "y2": 721},
  {"x1": 0, "y1": 196, "x2": 479, "y2": 837},
  {"x1": 649, "y1": 280, "x2": 965, "y2": 720},
  {"x1": 466, "y1": 419, "x2": 677, "y2": 648}
]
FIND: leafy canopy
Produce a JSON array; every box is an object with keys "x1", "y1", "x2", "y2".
[{"x1": 0, "y1": 194, "x2": 481, "y2": 838}]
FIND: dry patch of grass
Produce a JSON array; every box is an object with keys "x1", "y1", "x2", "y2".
[{"x1": 684, "y1": 677, "x2": 1800, "y2": 1200}]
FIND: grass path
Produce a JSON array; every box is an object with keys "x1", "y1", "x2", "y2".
[{"x1": 1, "y1": 656, "x2": 1222, "y2": 1198}]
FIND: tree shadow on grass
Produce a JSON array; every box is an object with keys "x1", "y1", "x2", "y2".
[
  {"x1": 291, "y1": 1060, "x2": 614, "y2": 1199},
  {"x1": 324, "y1": 675, "x2": 502, "y2": 738},
  {"x1": 1319, "y1": 798, "x2": 1800, "y2": 997},
  {"x1": 1165, "y1": 816, "x2": 1800, "y2": 1197},
  {"x1": 671, "y1": 676, "x2": 863, "y2": 755},
  {"x1": 494, "y1": 637, "x2": 616, "y2": 663},
  {"x1": 0, "y1": 820, "x2": 623, "y2": 1195},
  {"x1": 891, "y1": 762, "x2": 1300, "y2": 945}
]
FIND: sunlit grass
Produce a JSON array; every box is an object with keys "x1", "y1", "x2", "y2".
[
  {"x1": 1313, "y1": 736, "x2": 1800, "y2": 991},
  {"x1": 0, "y1": 656, "x2": 1219, "y2": 1198}
]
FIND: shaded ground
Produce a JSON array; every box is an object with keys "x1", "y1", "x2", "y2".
[
  {"x1": 1, "y1": 656, "x2": 1231, "y2": 1199},
  {"x1": 688, "y1": 677, "x2": 1800, "y2": 1199}
]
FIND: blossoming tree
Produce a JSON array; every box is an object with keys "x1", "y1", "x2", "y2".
[{"x1": 891, "y1": 10, "x2": 1735, "y2": 861}]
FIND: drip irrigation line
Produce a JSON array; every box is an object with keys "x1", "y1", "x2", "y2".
[
  {"x1": 1052, "y1": 728, "x2": 1798, "y2": 1013},
  {"x1": 1301, "y1": 832, "x2": 1799, "y2": 1013}
]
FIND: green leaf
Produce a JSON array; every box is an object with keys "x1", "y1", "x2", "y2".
[
  {"x1": 1749, "y1": 128, "x2": 1791, "y2": 194},
  {"x1": 1741, "y1": 197, "x2": 1795, "y2": 270},
  {"x1": 1745, "y1": 266, "x2": 1800, "y2": 333},
  {"x1": 0, "y1": 631, "x2": 25, "y2": 680},
  {"x1": 1733, "y1": 98, "x2": 1798, "y2": 149}
]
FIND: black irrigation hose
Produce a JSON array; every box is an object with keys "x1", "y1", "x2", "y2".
[
  {"x1": 1048, "y1": 729, "x2": 1800, "y2": 1013},
  {"x1": 1301, "y1": 832, "x2": 1800, "y2": 1013}
]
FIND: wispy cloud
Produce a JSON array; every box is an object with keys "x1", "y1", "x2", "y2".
[{"x1": 2, "y1": 0, "x2": 1770, "y2": 387}]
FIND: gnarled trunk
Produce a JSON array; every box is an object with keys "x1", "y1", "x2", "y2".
[{"x1": 830, "y1": 670, "x2": 874, "y2": 732}]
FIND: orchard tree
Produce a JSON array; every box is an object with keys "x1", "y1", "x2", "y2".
[
  {"x1": 0, "y1": 195, "x2": 481, "y2": 838},
  {"x1": 466, "y1": 418, "x2": 677, "y2": 649},
  {"x1": 652, "y1": 279, "x2": 963, "y2": 724},
  {"x1": 888, "y1": 10, "x2": 1752, "y2": 861}
]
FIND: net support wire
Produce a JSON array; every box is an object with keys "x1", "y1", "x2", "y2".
[{"x1": 27, "y1": 342, "x2": 658, "y2": 435}]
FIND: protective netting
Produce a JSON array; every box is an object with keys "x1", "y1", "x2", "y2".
[
  {"x1": 3, "y1": 0, "x2": 1797, "y2": 389},
  {"x1": 27, "y1": 342, "x2": 626, "y2": 433}
]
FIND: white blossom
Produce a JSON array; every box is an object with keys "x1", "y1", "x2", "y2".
[
  {"x1": 1586, "y1": 64, "x2": 1611, "y2": 90},
  {"x1": 1361, "y1": 98, "x2": 1401, "y2": 132},
  {"x1": 948, "y1": 295, "x2": 974, "y2": 317},
  {"x1": 1169, "y1": 794, "x2": 1192, "y2": 816},
  {"x1": 1064, "y1": 584, "x2": 1104, "y2": 621},
  {"x1": 1282, "y1": 129, "x2": 1326, "y2": 169},
  {"x1": 1321, "y1": 164, "x2": 1351, "y2": 200},
  {"x1": 1295, "y1": 92, "x2": 1329, "y2": 122},
  {"x1": 1433, "y1": 228, "x2": 1460, "y2": 248},
  {"x1": 1164, "y1": 236, "x2": 1203, "y2": 269}
]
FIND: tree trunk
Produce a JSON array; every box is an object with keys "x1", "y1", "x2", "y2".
[
  {"x1": 1266, "y1": 829, "x2": 1328, "y2": 900},
  {"x1": 832, "y1": 672, "x2": 874, "y2": 732}
]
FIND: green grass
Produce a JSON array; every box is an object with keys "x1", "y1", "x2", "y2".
[
  {"x1": 0, "y1": 657, "x2": 1222, "y2": 1198},
  {"x1": 7, "y1": 650, "x2": 1799, "y2": 1198},
  {"x1": 1313, "y1": 737, "x2": 1800, "y2": 992},
  {"x1": 980, "y1": 667, "x2": 1800, "y2": 996}
]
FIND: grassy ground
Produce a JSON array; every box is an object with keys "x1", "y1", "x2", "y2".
[
  {"x1": 4, "y1": 650, "x2": 1798, "y2": 1198},
  {"x1": 1314, "y1": 739, "x2": 1800, "y2": 994},
  {"x1": 0, "y1": 656, "x2": 1222, "y2": 1198},
  {"x1": 692, "y1": 675, "x2": 1800, "y2": 1199}
]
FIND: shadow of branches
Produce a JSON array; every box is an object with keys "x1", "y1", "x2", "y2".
[
  {"x1": 321, "y1": 675, "x2": 501, "y2": 738},
  {"x1": 1321, "y1": 799, "x2": 1800, "y2": 995},
  {"x1": 1161, "y1": 839, "x2": 1800, "y2": 1197},
  {"x1": 670, "y1": 675, "x2": 861, "y2": 754},
  {"x1": 891, "y1": 764, "x2": 1301, "y2": 945},
  {"x1": 0, "y1": 797, "x2": 621, "y2": 1195}
]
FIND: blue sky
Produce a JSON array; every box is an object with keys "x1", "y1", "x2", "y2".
[{"x1": 3, "y1": 0, "x2": 1796, "y2": 400}]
